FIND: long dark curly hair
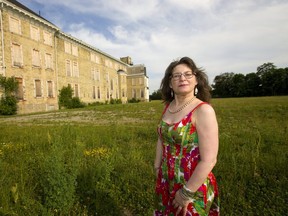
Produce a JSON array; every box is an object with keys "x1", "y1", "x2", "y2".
[{"x1": 160, "y1": 56, "x2": 211, "y2": 103}]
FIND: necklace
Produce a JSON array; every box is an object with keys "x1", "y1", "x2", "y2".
[{"x1": 168, "y1": 96, "x2": 196, "y2": 114}]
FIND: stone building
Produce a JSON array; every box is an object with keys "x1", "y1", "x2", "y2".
[{"x1": 0, "y1": 0, "x2": 149, "y2": 114}]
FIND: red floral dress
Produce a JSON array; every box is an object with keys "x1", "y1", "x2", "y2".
[{"x1": 154, "y1": 102, "x2": 220, "y2": 216}]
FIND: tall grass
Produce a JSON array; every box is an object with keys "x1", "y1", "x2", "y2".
[{"x1": 0, "y1": 96, "x2": 287, "y2": 215}]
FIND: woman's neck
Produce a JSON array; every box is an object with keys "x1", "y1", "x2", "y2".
[{"x1": 173, "y1": 94, "x2": 195, "y2": 106}]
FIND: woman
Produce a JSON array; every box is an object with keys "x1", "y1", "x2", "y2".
[{"x1": 154, "y1": 57, "x2": 220, "y2": 216}]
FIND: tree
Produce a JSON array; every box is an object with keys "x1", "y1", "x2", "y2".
[
  {"x1": 257, "y1": 62, "x2": 276, "y2": 75},
  {"x1": 212, "y1": 63, "x2": 288, "y2": 98},
  {"x1": 212, "y1": 72, "x2": 234, "y2": 97},
  {"x1": 150, "y1": 89, "x2": 162, "y2": 100},
  {"x1": 0, "y1": 75, "x2": 18, "y2": 115},
  {"x1": 58, "y1": 85, "x2": 85, "y2": 109},
  {"x1": 58, "y1": 85, "x2": 73, "y2": 109},
  {"x1": 230, "y1": 74, "x2": 246, "y2": 97},
  {"x1": 244, "y1": 73, "x2": 262, "y2": 96}
]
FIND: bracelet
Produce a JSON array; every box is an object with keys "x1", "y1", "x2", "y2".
[
  {"x1": 181, "y1": 185, "x2": 195, "y2": 200},
  {"x1": 179, "y1": 189, "x2": 191, "y2": 201},
  {"x1": 183, "y1": 185, "x2": 194, "y2": 193}
]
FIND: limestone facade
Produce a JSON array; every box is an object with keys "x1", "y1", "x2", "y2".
[{"x1": 0, "y1": 0, "x2": 149, "y2": 114}]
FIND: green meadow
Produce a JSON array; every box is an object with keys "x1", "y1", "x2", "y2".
[{"x1": 0, "y1": 96, "x2": 287, "y2": 215}]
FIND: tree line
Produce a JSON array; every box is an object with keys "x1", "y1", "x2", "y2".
[
  {"x1": 150, "y1": 62, "x2": 288, "y2": 100},
  {"x1": 212, "y1": 63, "x2": 288, "y2": 97}
]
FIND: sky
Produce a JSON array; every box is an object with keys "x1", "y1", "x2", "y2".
[{"x1": 17, "y1": 0, "x2": 288, "y2": 93}]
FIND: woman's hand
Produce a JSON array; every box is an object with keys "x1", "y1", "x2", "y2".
[{"x1": 172, "y1": 189, "x2": 191, "y2": 215}]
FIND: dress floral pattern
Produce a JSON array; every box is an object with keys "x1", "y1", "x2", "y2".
[{"x1": 154, "y1": 102, "x2": 220, "y2": 216}]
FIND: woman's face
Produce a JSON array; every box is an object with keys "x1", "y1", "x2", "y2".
[{"x1": 169, "y1": 64, "x2": 197, "y2": 96}]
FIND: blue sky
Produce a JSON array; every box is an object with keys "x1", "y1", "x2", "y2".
[{"x1": 18, "y1": 0, "x2": 288, "y2": 93}]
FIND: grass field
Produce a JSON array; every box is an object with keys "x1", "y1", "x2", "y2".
[{"x1": 0, "y1": 96, "x2": 287, "y2": 215}]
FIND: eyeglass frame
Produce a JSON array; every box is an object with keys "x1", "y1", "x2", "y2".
[{"x1": 170, "y1": 71, "x2": 195, "y2": 81}]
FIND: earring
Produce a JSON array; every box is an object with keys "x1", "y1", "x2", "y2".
[
  {"x1": 171, "y1": 89, "x2": 174, "y2": 98},
  {"x1": 194, "y1": 86, "x2": 198, "y2": 96}
]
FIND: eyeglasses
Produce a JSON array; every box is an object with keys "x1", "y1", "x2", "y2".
[{"x1": 171, "y1": 72, "x2": 194, "y2": 80}]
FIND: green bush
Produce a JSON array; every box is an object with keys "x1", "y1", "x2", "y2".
[
  {"x1": 128, "y1": 98, "x2": 140, "y2": 103},
  {"x1": 110, "y1": 98, "x2": 122, "y2": 104},
  {"x1": 0, "y1": 75, "x2": 18, "y2": 115},
  {"x1": 0, "y1": 95, "x2": 17, "y2": 115},
  {"x1": 58, "y1": 86, "x2": 85, "y2": 109},
  {"x1": 58, "y1": 85, "x2": 73, "y2": 109},
  {"x1": 70, "y1": 97, "x2": 85, "y2": 108}
]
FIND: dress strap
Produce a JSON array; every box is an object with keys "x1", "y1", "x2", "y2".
[
  {"x1": 186, "y1": 102, "x2": 209, "y2": 120},
  {"x1": 191, "y1": 102, "x2": 209, "y2": 113},
  {"x1": 162, "y1": 103, "x2": 170, "y2": 116}
]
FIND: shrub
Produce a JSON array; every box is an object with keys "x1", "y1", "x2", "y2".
[
  {"x1": 58, "y1": 85, "x2": 73, "y2": 109},
  {"x1": 0, "y1": 95, "x2": 17, "y2": 115},
  {"x1": 128, "y1": 98, "x2": 140, "y2": 103},
  {"x1": 110, "y1": 98, "x2": 122, "y2": 104},
  {"x1": 70, "y1": 97, "x2": 85, "y2": 108},
  {"x1": 58, "y1": 86, "x2": 85, "y2": 109},
  {"x1": 0, "y1": 75, "x2": 18, "y2": 115}
]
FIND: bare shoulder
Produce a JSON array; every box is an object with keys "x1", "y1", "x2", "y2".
[
  {"x1": 194, "y1": 103, "x2": 218, "y2": 128},
  {"x1": 196, "y1": 103, "x2": 216, "y2": 116}
]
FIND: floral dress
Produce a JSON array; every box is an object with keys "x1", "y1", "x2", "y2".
[{"x1": 154, "y1": 102, "x2": 220, "y2": 216}]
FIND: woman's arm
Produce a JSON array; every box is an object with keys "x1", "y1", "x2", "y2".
[
  {"x1": 154, "y1": 137, "x2": 163, "y2": 174},
  {"x1": 185, "y1": 104, "x2": 219, "y2": 191}
]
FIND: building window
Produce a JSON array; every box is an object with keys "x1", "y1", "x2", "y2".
[
  {"x1": 141, "y1": 89, "x2": 144, "y2": 98},
  {"x1": 106, "y1": 88, "x2": 110, "y2": 99},
  {"x1": 72, "y1": 44, "x2": 78, "y2": 56},
  {"x1": 30, "y1": 25, "x2": 40, "y2": 41},
  {"x1": 139, "y1": 77, "x2": 143, "y2": 85},
  {"x1": 47, "y1": 81, "x2": 54, "y2": 98},
  {"x1": 35, "y1": 79, "x2": 42, "y2": 97},
  {"x1": 15, "y1": 78, "x2": 24, "y2": 100},
  {"x1": 96, "y1": 55, "x2": 100, "y2": 64},
  {"x1": 132, "y1": 89, "x2": 136, "y2": 98},
  {"x1": 96, "y1": 69, "x2": 100, "y2": 81},
  {"x1": 66, "y1": 60, "x2": 72, "y2": 76},
  {"x1": 73, "y1": 61, "x2": 79, "y2": 77},
  {"x1": 90, "y1": 52, "x2": 95, "y2": 62},
  {"x1": 110, "y1": 79, "x2": 113, "y2": 91},
  {"x1": 12, "y1": 43, "x2": 23, "y2": 67},
  {"x1": 91, "y1": 68, "x2": 96, "y2": 80},
  {"x1": 32, "y1": 49, "x2": 41, "y2": 67},
  {"x1": 64, "y1": 41, "x2": 71, "y2": 54},
  {"x1": 74, "y1": 84, "x2": 79, "y2": 97},
  {"x1": 92, "y1": 68, "x2": 100, "y2": 80},
  {"x1": 122, "y1": 89, "x2": 125, "y2": 97},
  {"x1": 90, "y1": 52, "x2": 100, "y2": 63},
  {"x1": 97, "y1": 87, "x2": 101, "y2": 99},
  {"x1": 9, "y1": 16, "x2": 21, "y2": 34},
  {"x1": 92, "y1": 86, "x2": 96, "y2": 99},
  {"x1": 45, "y1": 53, "x2": 53, "y2": 69},
  {"x1": 43, "y1": 31, "x2": 52, "y2": 45},
  {"x1": 105, "y1": 59, "x2": 109, "y2": 67}
]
